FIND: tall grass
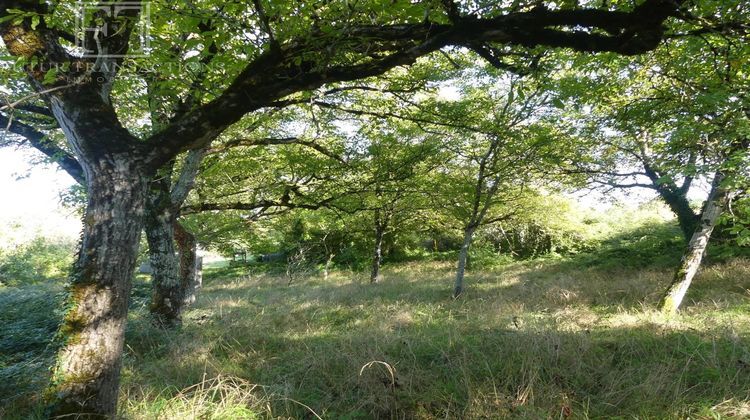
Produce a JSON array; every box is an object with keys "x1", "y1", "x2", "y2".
[
  {"x1": 1, "y1": 252, "x2": 749, "y2": 418},
  {"x1": 125, "y1": 257, "x2": 750, "y2": 418}
]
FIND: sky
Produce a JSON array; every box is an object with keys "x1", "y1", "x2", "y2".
[{"x1": 0, "y1": 147, "x2": 82, "y2": 241}]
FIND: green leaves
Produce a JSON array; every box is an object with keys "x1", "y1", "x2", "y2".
[
  {"x1": 0, "y1": 8, "x2": 33, "y2": 25},
  {"x1": 42, "y1": 67, "x2": 57, "y2": 85}
]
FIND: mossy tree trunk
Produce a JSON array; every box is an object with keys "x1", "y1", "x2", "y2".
[
  {"x1": 174, "y1": 221, "x2": 201, "y2": 305},
  {"x1": 145, "y1": 149, "x2": 205, "y2": 326},
  {"x1": 642, "y1": 161, "x2": 700, "y2": 240},
  {"x1": 658, "y1": 185, "x2": 700, "y2": 240},
  {"x1": 48, "y1": 156, "x2": 148, "y2": 417},
  {"x1": 660, "y1": 174, "x2": 730, "y2": 314},
  {"x1": 144, "y1": 195, "x2": 182, "y2": 327}
]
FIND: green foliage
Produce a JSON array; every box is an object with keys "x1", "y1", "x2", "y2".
[
  {"x1": 0, "y1": 235, "x2": 75, "y2": 287},
  {"x1": 3, "y1": 0, "x2": 750, "y2": 415},
  {"x1": 726, "y1": 194, "x2": 750, "y2": 246}
]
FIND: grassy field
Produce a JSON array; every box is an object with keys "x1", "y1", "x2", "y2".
[{"x1": 2, "y1": 247, "x2": 750, "y2": 418}]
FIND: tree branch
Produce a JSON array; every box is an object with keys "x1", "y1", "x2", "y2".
[
  {"x1": 0, "y1": 112, "x2": 84, "y2": 184},
  {"x1": 0, "y1": 100, "x2": 54, "y2": 118},
  {"x1": 143, "y1": 0, "x2": 682, "y2": 168},
  {"x1": 170, "y1": 147, "x2": 208, "y2": 208},
  {"x1": 212, "y1": 136, "x2": 345, "y2": 162}
]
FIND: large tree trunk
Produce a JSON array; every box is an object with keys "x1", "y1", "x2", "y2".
[
  {"x1": 144, "y1": 208, "x2": 183, "y2": 327},
  {"x1": 453, "y1": 226, "x2": 475, "y2": 298},
  {"x1": 660, "y1": 175, "x2": 730, "y2": 314},
  {"x1": 47, "y1": 158, "x2": 148, "y2": 418},
  {"x1": 370, "y1": 217, "x2": 386, "y2": 283},
  {"x1": 174, "y1": 221, "x2": 201, "y2": 305},
  {"x1": 144, "y1": 171, "x2": 184, "y2": 327}
]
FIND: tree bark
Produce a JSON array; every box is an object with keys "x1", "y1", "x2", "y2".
[
  {"x1": 144, "y1": 170, "x2": 184, "y2": 327},
  {"x1": 144, "y1": 209, "x2": 182, "y2": 327},
  {"x1": 660, "y1": 174, "x2": 730, "y2": 314},
  {"x1": 654, "y1": 183, "x2": 699, "y2": 240},
  {"x1": 145, "y1": 148, "x2": 206, "y2": 326},
  {"x1": 453, "y1": 226, "x2": 475, "y2": 298},
  {"x1": 174, "y1": 221, "x2": 201, "y2": 305},
  {"x1": 47, "y1": 158, "x2": 148, "y2": 418},
  {"x1": 667, "y1": 191, "x2": 700, "y2": 240},
  {"x1": 641, "y1": 161, "x2": 700, "y2": 240}
]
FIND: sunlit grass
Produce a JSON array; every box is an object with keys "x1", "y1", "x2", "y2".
[
  {"x1": 2, "y1": 256, "x2": 749, "y2": 418},
  {"x1": 121, "y1": 257, "x2": 750, "y2": 418}
]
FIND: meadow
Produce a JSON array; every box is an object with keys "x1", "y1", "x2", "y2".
[{"x1": 2, "y1": 220, "x2": 749, "y2": 419}]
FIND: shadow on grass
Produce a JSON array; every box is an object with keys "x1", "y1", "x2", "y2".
[
  {"x1": 193, "y1": 218, "x2": 750, "y2": 315},
  {"x1": 112, "y1": 253, "x2": 750, "y2": 418}
]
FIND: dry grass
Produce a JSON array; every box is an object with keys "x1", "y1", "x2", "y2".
[
  {"x1": 1, "y1": 255, "x2": 748, "y2": 418},
  {"x1": 111, "y1": 257, "x2": 750, "y2": 419}
]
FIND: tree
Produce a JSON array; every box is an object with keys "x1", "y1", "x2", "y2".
[
  {"x1": 144, "y1": 148, "x2": 206, "y2": 326},
  {"x1": 353, "y1": 125, "x2": 443, "y2": 283},
  {"x1": 659, "y1": 169, "x2": 740, "y2": 313},
  {"x1": 0, "y1": 0, "x2": 690, "y2": 416},
  {"x1": 423, "y1": 75, "x2": 564, "y2": 297},
  {"x1": 550, "y1": 2, "x2": 750, "y2": 312},
  {"x1": 653, "y1": 12, "x2": 750, "y2": 313},
  {"x1": 564, "y1": 122, "x2": 703, "y2": 240}
]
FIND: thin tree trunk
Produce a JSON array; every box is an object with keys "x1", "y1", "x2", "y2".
[
  {"x1": 370, "y1": 220, "x2": 386, "y2": 283},
  {"x1": 453, "y1": 226, "x2": 475, "y2": 298},
  {"x1": 174, "y1": 221, "x2": 200, "y2": 305},
  {"x1": 660, "y1": 174, "x2": 730, "y2": 314},
  {"x1": 47, "y1": 159, "x2": 148, "y2": 417},
  {"x1": 324, "y1": 253, "x2": 335, "y2": 280}
]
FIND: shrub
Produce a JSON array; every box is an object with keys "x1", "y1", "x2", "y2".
[{"x1": 0, "y1": 236, "x2": 75, "y2": 287}]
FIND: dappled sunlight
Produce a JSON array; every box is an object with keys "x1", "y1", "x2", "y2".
[{"x1": 3, "y1": 0, "x2": 749, "y2": 416}]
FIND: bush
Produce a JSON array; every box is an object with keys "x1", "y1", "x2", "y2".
[{"x1": 0, "y1": 236, "x2": 75, "y2": 287}]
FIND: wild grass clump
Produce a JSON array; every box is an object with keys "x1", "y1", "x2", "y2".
[
  {"x1": 122, "y1": 375, "x2": 270, "y2": 419},
  {"x1": 0, "y1": 283, "x2": 64, "y2": 415}
]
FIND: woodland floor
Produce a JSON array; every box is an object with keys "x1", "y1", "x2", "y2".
[{"x1": 2, "y1": 242, "x2": 750, "y2": 418}]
